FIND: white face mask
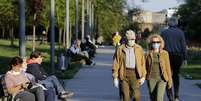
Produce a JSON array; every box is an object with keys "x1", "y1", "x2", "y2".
[
  {"x1": 152, "y1": 43, "x2": 160, "y2": 49},
  {"x1": 127, "y1": 40, "x2": 135, "y2": 47}
]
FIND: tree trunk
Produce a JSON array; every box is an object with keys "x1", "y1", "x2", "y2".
[
  {"x1": 2, "y1": 27, "x2": 5, "y2": 38},
  {"x1": 32, "y1": 13, "x2": 37, "y2": 51},
  {"x1": 59, "y1": 28, "x2": 62, "y2": 49},
  {"x1": 63, "y1": 24, "x2": 66, "y2": 47},
  {"x1": 10, "y1": 27, "x2": 14, "y2": 46},
  {"x1": 45, "y1": 22, "x2": 49, "y2": 43}
]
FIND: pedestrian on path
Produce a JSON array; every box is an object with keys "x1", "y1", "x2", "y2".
[
  {"x1": 70, "y1": 39, "x2": 95, "y2": 66},
  {"x1": 161, "y1": 16, "x2": 187, "y2": 101},
  {"x1": 112, "y1": 32, "x2": 121, "y2": 49},
  {"x1": 146, "y1": 34, "x2": 173, "y2": 101},
  {"x1": 112, "y1": 30, "x2": 146, "y2": 101}
]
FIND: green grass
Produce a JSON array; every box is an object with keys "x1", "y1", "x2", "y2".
[
  {"x1": 181, "y1": 65, "x2": 201, "y2": 80},
  {"x1": 55, "y1": 62, "x2": 82, "y2": 79},
  {"x1": 180, "y1": 53, "x2": 201, "y2": 80},
  {"x1": 0, "y1": 39, "x2": 81, "y2": 79}
]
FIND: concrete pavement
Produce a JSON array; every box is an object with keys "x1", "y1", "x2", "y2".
[{"x1": 64, "y1": 46, "x2": 201, "y2": 101}]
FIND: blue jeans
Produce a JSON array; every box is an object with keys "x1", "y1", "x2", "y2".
[
  {"x1": 44, "y1": 87, "x2": 56, "y2": 101},
  {"x1": 40, "y1": 75, "x2": 65, "y2": 94}
]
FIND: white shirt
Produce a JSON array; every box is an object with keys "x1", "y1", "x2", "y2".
[
  {"x1": 125, "y1": 47, "x2": 136, "y2": 69},
  {"x1": 70, "y1": 45, "x2": 80, "y2": 54}
]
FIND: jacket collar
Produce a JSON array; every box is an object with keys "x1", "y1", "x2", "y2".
[{"x1": 122, "y1": 44, "x2": 139, "y2": 53}]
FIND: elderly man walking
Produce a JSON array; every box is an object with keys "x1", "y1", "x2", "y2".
[
  {"x1": 161, "y1": 17, "x2": 187, "y2": 101},
  {"x1": 112, "y1": 30, "x2": 146, "y2": 101}
]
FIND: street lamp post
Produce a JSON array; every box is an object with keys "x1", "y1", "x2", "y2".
[
  {"x1": 75, "y1": 0, "x2": 78, "y2": 39},
  {"x1": 81, "y1": 0, "x2": 85, "y2": 41},
  {"x1": 50, "y1": 0, "x2": 55, "y2": 72},
  {"x1": 66, "y1": 0, "x2": 70, "y2": 48},
  {"x1": 19, "y1": 0, "x2": 26, "y2": 58}
]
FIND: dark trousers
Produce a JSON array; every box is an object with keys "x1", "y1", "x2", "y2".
[
  {"x1": 14, "y1": 91, "x2": 35, "y2": 101},
  {"x1": 44, "y1": 87, "x2": 56, "y2": 101},
  {"x1": 29, "y1": 87, "x2": 45, "y2": 101},
  {"x1": 14, "y1": 87, "x2": 45, "y2": 101},
  {"x1": 71, "y1": 54, "x2": 92, "y2": 65},
  {"x1": 120, "y1": 69, "x2": 140, "y2": 101},
  {"x1": 168, "y1": 54, "x2": 183, "y2": 99}
]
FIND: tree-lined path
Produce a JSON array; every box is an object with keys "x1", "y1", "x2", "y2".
[{"x1": 64, "y1": 46, "x2": 201, "y2": 101}]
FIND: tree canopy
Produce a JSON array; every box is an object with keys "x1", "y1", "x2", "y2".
[
  {"x1": 177, "y1": 0, "x2": 201, "y2": 42},
  {"x1": 0, "y1": 0, "x2": 134, "y2": 44}
]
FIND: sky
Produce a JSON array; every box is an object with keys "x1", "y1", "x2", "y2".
[{"x1": 127, "y1": 0, "x2": 184, "y2": 12}]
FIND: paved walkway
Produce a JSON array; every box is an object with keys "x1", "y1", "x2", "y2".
[{"x1": 64, "y1": 46, "x2": 201, "y2": 101}]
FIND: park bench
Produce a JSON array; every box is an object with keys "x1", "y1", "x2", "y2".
[
  {"x1": 57, "y1": 49, "x2": 86, "y2": 71},
  {"x1": 0, "y1": 74, "x2": 12, "y2": 101},
  {"x1": 0, "y1": 74, "x2": 68, "y2": 101}
]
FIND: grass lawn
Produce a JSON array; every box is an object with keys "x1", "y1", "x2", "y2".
[
  {"x1": 0, "y1": 39, "x2": 81, "y2": 79},
  {"x1": 55, "y1": 62, "x2": 82, "y2": 79},
  {"x1": 180, "y1": 50, "x2": 201, "y2": 80}
]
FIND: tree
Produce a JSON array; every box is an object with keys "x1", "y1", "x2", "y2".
[
  {"x1": 177, "y1": 0, "x2": 201, "y2": 42},
  {"x1": 56, "y1": 0, "x2": 66, "y2": 47},
  {"x1": 0, "y1": 0, "x2": 18, "y2": 45},
  {"x1": 94, "y1": 0, "x2": 128, "y2": 43},
  {"x1": 27, "y1": 0, "x2": 44, "y2": 51}
]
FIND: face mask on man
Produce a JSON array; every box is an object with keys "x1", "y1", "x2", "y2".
[
  {"x1": 152, "y1": 43, "x2": 160, "y2": 49},
  {"x1": 127, "y1": 40, "x2": 135, "y2": 47}
]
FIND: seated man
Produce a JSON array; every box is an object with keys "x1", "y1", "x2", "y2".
[
  {"x1": 21, "y1": 58, "x2": 56, "y2": 101},
  {"x1": 70, "y1": 39, "x2": 95, "y2": 66},
  {"x1": 81, "y1": 35, "x2": 96, "y2": 59},
  {"x1": 26, "y1": 51, "x2": 74, "y2": 99}
]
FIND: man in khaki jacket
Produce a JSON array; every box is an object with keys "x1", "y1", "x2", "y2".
[{"x1": 112, "y1": 30, "x2": 146, "y2": 101}]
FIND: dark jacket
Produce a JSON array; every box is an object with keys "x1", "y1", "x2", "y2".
[
  {"x1": 26, "y1": 63, "x2": 47, "y2": 81},
  {"x1": 161, "y1": 26, "x2": 187, "y2": 60}
]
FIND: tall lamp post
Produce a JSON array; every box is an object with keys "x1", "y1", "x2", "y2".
[
  {"x1": 19, "y1": 0, "x2": 26, "y2": 58},
  {"x1": 75, "y1": 0, "x2": 79, "y2": 39},
  {"x1": 50, "y1": 0, "x2": 55, "y2": 72},
  {"x1": 81, "y1": 0, "x2": 85, "y2": 41},
  {"x1": 66, "y1": 0, "x2": 70, "y2": 48}
]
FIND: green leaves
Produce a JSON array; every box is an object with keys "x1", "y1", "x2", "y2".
[
  {"x1": 177, "y1": 0, "x2": 201, "y2": 42},
  {"x1": 95, "y1": 0, "x2": 127, "y2": 42}
]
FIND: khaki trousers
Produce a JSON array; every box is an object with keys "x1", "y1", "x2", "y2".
[
  {"x1": 147, "y1": 78, "x2": 167, "y2": 101},
  {"x1": 120, "y1": 69, "x2": 140, "y2": 101}
]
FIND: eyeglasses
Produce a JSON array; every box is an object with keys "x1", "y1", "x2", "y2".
[{"x1": 152, "y1": 41, "x2": 161, "y2": 43}]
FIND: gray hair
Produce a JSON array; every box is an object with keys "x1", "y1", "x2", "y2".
[
  {"x1": 168, "y1": 16, "x2": 178, "y2": 27},
  {"x1": 126, "y1": 30, "x2": 135, "y2": 38}
]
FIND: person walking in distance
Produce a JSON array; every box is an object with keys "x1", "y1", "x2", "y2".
[
  {"x1": 112, "y1": 30, "x2": 146, "y2": 101},
  {"x1": 161, "y1": 16, "x2": 187, "y2": 101}
]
